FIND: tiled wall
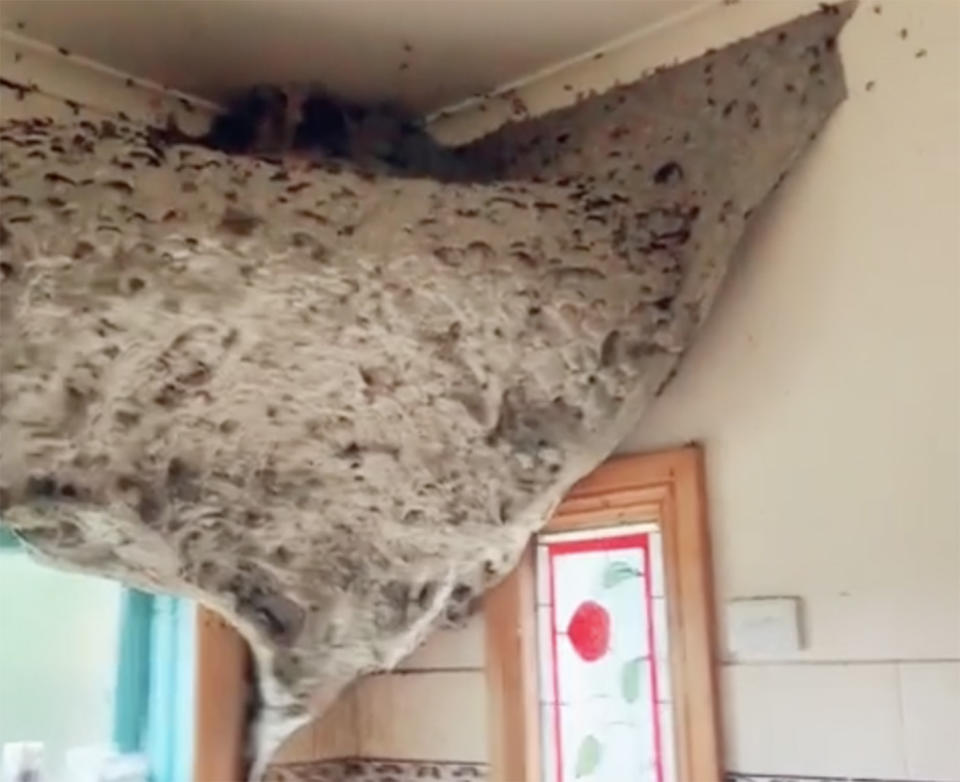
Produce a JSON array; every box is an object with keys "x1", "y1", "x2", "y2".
[
  {"x1": 349, "y1": 619, "x2": 488, "y2": 763},
  {"x1": 720, "y1": 662, "x2": 960, "y2": 781}
]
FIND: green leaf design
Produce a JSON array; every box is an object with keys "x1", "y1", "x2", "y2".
[
  {"x1": 575, "y1": 734, "x2": 602, "y2": 778},
  {"x1": 602, "y1": 560, "x2": 638, "y2": 588},
  {"x1": 621, "y1": 657, "x2": 642, "y2": 703}
]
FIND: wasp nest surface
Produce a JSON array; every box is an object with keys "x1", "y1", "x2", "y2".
[{"x1": 0, "y1": 5, "x2": 852, "y2": 771}]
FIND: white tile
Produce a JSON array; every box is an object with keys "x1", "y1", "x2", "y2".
[
  {"x1": 311, "y1": 685, "x2": 360, "y2": 759},
  {"x1": 354, "y1": 671, "x2": 487, "y2": 762},
  {"x1": 271, "y1": 686, "x2": 359, "y2": 762},
  {"x1": 398, "y1": 612, "x2": 484, "y2": 670},
  {"x1": 722, "y1": 663, "x2": 907, "y2": 778},
  {"x1": 900, "y1": 661, "x2": 960, "y2": 781},
  {"x1": 270, "y1": 720, "x2": 316, "y2": 764}
]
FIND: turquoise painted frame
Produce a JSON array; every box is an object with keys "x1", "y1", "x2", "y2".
[
  {"x1": 113, "y1": 590, "x2": 195, "y2": 782},
  {"x1": 113, "y1": 589, "x2": 154, "y2": 753}
]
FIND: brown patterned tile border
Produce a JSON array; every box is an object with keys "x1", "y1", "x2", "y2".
[
  {"x1": 726, "y1": 775, "x2": 944, "y2": 782},
  {"x1": 266, "y1": 759, "x2": 488, "y2": 782},
  {"x1": 268, "y1": 763, "x2": 932, "y2": 782},
  {"x1": 265, "y1": 760, "x2": 349, "y2": 782}
]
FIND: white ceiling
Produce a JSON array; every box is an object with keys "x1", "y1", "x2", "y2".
[{"x1": 0, "y1": 0, "x2": 706, "y2": 112}]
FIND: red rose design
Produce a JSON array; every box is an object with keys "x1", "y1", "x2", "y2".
[{"x1": 567, "y1": 600, "x2": 610, "y2": 662}]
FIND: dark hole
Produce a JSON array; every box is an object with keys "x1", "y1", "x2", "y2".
[{"x1": 653, "y1": 161, "x2": 684, "y2": 184}]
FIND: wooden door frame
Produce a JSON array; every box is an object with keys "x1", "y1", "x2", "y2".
[
  {"x1": 193, "y1": 606, "x2": 250, "y2": 782},
  {"x1": 484, "y1": 446, "x2": 722, "y2": 782}
]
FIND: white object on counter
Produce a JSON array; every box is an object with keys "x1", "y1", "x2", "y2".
[
  {"x1": 64, "y1": 747, "x2": 148, "y2": 782},
  {"x1": 1, "y1": 742, "x2": 44, "y2": 782}
]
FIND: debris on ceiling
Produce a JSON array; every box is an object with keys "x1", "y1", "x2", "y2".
[{"x1": 0, "y1": 0, "x2": 709, "y2": 112}]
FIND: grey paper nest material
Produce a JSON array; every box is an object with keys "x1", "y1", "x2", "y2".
[{"x1": 0, "y1": 4, "x2": 852, "y2": 770}]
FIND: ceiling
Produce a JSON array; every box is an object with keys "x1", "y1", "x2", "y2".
[{"x1": 0, "y1": 0, "x2": 706, "y2": 113}]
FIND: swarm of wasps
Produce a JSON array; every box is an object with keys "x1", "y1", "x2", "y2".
[{"x1": 162, "y1": 85, "x2": 466, "y2": 179}]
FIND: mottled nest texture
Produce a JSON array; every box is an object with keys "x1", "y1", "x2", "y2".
[{"x1": 0, "y1": 4, "x2": 852, "y2": 772}]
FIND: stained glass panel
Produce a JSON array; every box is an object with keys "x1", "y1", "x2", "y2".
[{"x1": 536, "y1": 524, "x2": 674, "y2": 782}]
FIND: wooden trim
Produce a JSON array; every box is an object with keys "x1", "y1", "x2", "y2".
[
  {"x1": 485, "y1": 546, "x2": 542, "y2": 782},
  {"x1": 484, "y1": 446, "x2": 721, "y2": 782},
  {"x1": 668, "y1": 448, "x2": 721, "y2": 782},
  {"x1": 194, "y1": 606, "x2": 250, "y2": 782}
]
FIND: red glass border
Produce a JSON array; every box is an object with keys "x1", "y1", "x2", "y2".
[{"x1": 544, "y1": 532, "x2": 663, "y2": 782}]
